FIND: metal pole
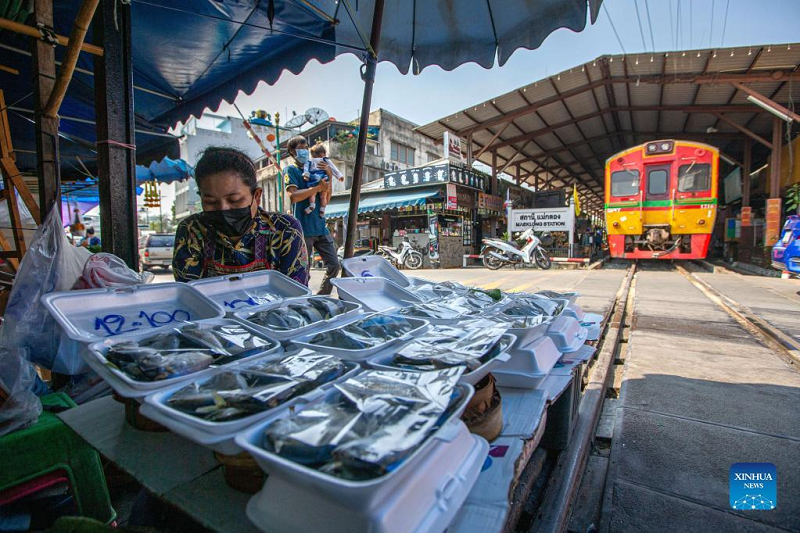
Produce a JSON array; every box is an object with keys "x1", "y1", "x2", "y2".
[
  {"x1": 275, "y1": 112, "x2": 283, "y2": 213},
  {"x1": 94, "y1": 0, "x2": 138, "y2": 269},
  {"x1": 769, "y1": 117, "x2": 782, "y2": 199},
  {"x1": 343, "y1": 0, "x2": 385, "y2": 261},
  {"x1": 742, "y1": 138, "x2": 751, "y2": 207}
]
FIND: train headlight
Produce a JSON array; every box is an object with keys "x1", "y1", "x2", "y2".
[
  {"x1": 646, "y1": 141, "x2": 674, "y2": 154},
  {"x1": 613, "y1": 221, "x2": 620, "y2": 227},
  {"x1": 698, "y1": 219, "x2": 706, "y2": 225}
]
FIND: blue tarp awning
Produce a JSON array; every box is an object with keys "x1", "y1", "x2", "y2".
[
  {"x1": 325, "y1": 186, "x2": 441, "y2": 218},
  {"x1": 0, "y1": 1, "x2": 602, "y2": 180}
]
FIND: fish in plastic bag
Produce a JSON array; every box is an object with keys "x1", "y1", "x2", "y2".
[
  {"x1": 307, "y1": 314, "x2": 415, "y2": 350},
  {"x1": 167, "y1": 353, "x2": 349, "y2": 421},
  {"x1": 247, "y1": 297, "x2": 348, "y2": 331},
  {"x1": 262, "y1": 368, "x2": 464, "y2": 479},
  {"x1": 392, "y1": 320, "x2": 510, "y2": 371},
  {"x1": 105, "y1": 343, "x2": 215, "y2": 382}
]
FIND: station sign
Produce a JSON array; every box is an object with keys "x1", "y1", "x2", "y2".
[
  {"x1": 509, "y1": 207, "x2": 575, "y2": 232},
  {"x1": 384, "y1": 162, "x2": 489, "y2": 192}
]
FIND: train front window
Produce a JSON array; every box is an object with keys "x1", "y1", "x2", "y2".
[
  {"x1": 611, "y1": 169, "x2": 640, "y2": 196},
  {"x1": 678, "y1": 163, "x2": 711, "y2": 192},
  {"x1": 647, "y1": 168, "x2": 669, "y2": 197}
]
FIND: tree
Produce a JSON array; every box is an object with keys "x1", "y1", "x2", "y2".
[{"x1": 785, "y1": 183, "x2": 800, "y2": 215}]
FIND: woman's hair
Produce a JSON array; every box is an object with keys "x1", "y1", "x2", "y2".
[
  {"x1": 194, "y1": 146, "x2": 257, "y2": 193},
  {"x1": 310, "y1": 142, "x2": 327, "y2": 157},
  {"x1": 286, "y1": 135, "x2": 307, "y2": 157}
]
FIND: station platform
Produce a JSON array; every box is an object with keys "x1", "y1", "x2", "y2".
[{"x1": 601, "y1": 265, "x2": 800, "y2": 532}]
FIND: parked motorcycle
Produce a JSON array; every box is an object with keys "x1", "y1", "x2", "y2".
[
  {"x1": 481, "y1": 228, "x2": 552, "y2": 270},
  {"x1": 378, "y1": 237, "x2": 424, "y2": 270}
]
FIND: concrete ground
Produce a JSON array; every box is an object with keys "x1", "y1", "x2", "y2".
[
  {"x1": 604, "y1": 264, "x2": 800, "y2": 532},
  {"x1": 152, "y1": 265, "x2": 629, "y2": 316}
]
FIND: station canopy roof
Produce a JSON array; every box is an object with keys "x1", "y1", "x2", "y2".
[
  {"x1": 416, "y1": 43, "x2": 800, "y2": 212},
  {"x1": 1, "y1": 0, "x2": 603, "y2": 180}
]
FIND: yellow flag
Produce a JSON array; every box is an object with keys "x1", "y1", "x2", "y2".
[{"x1": 573, "y1": 185, "x2": 581, "y2": 216}]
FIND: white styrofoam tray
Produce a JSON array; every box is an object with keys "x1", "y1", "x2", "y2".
[
  {"x1": 233, "y1": 296, "x2": 363, "y2": 341},
  {"x1": 142, "y1": 358, "x2": 360, "y2": 436},
  {"x1": 544, "y1": 315, "x2": 588, "y2": 353},
  {"x1": 492, "y1": 335, "x2": 563, "y2": 390},
  {"x1": 188, "y1": 271, "x2": 310, "y2": 312},
  {"x1": 290, "y1": 315, "x2": 429, "y2": 361},
  {"x1": 245, "y1": 421, "x2": 487, "y2": 533},
  {"x1": 365, "y1": 334, "x2": 514, "y2": 386},
  {"x1": 235, "y1": 382, "x2": 474, "y2": 512},
  {"x1": 331, "y1": 277, "x2": 422, "y2": 313},
  {"x1": 86, "y1": 318, "x2": 283, "y2": 398},
  {"x1": 42, "y1": 282, "x2": 224, "y2": 344},
  {"x1": 341, "y1": 255, "x2": 411, "y2": 287}
]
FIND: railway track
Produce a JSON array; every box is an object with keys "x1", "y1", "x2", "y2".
[{"x1": 526, "y1": 260, "x2": 798, "y2": 533}]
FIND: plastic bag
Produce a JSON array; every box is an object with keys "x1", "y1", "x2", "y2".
[
  {"x1": 166, "y1": 352, "x2": 349, "y2": 422},
  {"x1": 392, "y1": 320, "x2": 510, "y2": 371},
  {"x1": 246, "y1": 297, "x2": 349, "y2": 332},
  {"x1": 307, "y1": 314, "x2": 415, "y2": 350},
  {"x1": 1, "y1": 206, "x2": 90, "y2": 372},
  {"x1": 0, "y1": 347, "x2": 43, "y2": 437},
  {"x1": 263, "y1": 368, "x2": 464, "y2": 480},
  {"x1": 73, "y1": 253, "x2": 154, "y2": 289}
]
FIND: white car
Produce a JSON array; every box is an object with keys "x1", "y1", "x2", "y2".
[{"x1": 139, "y1": 233, "x2": 175, "y2": 271}]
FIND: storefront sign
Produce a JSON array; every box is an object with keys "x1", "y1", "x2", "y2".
[
  {"x1": 741, "y1": 206, "x2": 752, "y2": 227},
  {"x1": 509, "y1": 207, "x2": 574, "y2": 232},
  {"x1": 478, "y1": 193, "x2": 503, "y2": 212},
  {"x1": 457, "y1": 188, "x2": 475, "y2": 209},
  {"x1": 443, "y1": 131, "x2": 465, "y2": 163},
  {"x1": 765, "y1": 198, "x2": 782, "y2": 246},
  {"x1": 384, "y1": 162, "x2": 488, "y2": 191},
  {"x1": 446, "y1": 184, "x2": 458, "y2": 210}
]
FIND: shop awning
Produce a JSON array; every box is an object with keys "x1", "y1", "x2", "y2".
[{"x1": 325, "y1": 187, "x2": 441, "y2": 219}]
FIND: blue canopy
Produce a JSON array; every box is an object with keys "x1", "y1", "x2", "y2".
[
  {"x1": 0, "y1": 1, "x2": 602, "y2": 179},
  {"x1": 324, "y1": 186, "x2": 441, "y2": 218}
]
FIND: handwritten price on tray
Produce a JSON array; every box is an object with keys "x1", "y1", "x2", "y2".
[{"x1": 94, "y1": 310, "x2": 191, "y2": 336}]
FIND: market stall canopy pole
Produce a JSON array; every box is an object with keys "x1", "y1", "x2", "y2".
[
  {"x1": 343, "y1": 0, "x2": 385, "y2": 262},
  {"x1": 94, "y1": 0, "x2": 138, "y2": 270}
]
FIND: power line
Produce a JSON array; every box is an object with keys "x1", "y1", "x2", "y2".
[
  {"x1": 634, "y1": 0, "x2": 648, "y2": 52},
  {"x1": 602, "y1": 3, "x2": 627, "y2": 55},
  {"x1": 669, "y1": 0, "x2": 675, "y2": 50},
  {"x1": 644, "y1": 0, "x2": 656, "y2": 53},
  {"x1": 709, "y1": 0, "x2": 715, "y2": 48},
  {"x1": 720, "y1": 0, "x2": 731, "y2": 47},
  {"x1": 676, "y1": 0, "x2": 682, "y2": 51}
]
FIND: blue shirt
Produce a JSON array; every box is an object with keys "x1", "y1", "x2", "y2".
[{"x1": 284, "y1": 164, "x2": 328, "y2": 237}]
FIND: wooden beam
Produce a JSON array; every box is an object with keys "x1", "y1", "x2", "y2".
[
  {"x1": 712, "y1": 113, "x2": 772, "y2": 149},
  {"x1": 94, "y1": 0, "x2": 139, "y2": 269},
  {"x1": 44, "y1": 0, "x2": 101, "y2": 118},
  {"x1": 474, "y1": 122, "x2": 511, "y2": 160},
  {"x1": 742, "y1": 138, "x2": 751, "y2": 208},
  {"x1": 0, "y1": 16, "x2": 103, "y2": 56},
  {"x1": 32, "y1": 0, "x2": 61, "y2": 220},
  {"x1": 770, "y1": 118, "x2": 782, "y2": 198}
]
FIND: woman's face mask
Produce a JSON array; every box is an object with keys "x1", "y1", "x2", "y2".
[
  {"x1": 201, "y1": 196, "x2": 255, "y2": 238},
  {"x1": 295, "y1": 148, "x2": 310, "y2": 164}
]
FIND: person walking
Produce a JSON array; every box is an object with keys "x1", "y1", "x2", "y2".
[{"x1": 284, "y1": 135, "x2": 340, "y2": 295}]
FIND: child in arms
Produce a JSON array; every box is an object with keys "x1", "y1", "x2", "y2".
[{"x1": 303, "y1": 143, "x2": 344, "y2": 216}]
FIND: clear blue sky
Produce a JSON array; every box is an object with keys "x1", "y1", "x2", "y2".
[{"x1": 212, "y1": 0, "x2": 800, "y2": 128}]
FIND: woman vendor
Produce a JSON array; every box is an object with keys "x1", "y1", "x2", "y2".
[{"x1": 172, "y1": 146, "x2": 309, "y2": 285}]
